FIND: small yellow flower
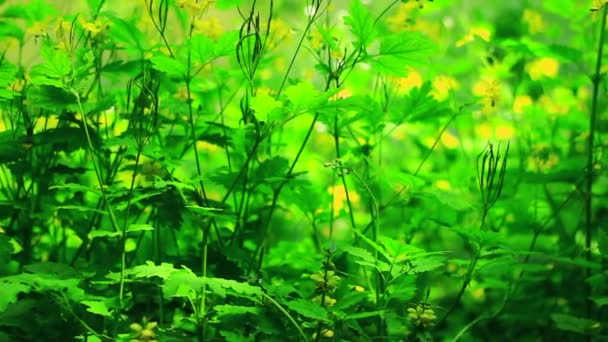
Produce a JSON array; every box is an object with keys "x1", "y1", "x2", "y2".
[
  {"x1": 456, "y1": 26, "x2": 491, "y2": 47},
  {"x1": 177, "y1": 0, "x2": 211, "y2": 17},
  {"x1": 475, "y1": 122, "x2": 493, "y2": 140},
  {"x1": 440, "y1": 130, "x2": 459, "y2": 149},
  {"x1": 434, "y1": 179, "x2": 451, "y2": 190},
  {"x1": 385, "y1": 2, "x2": 418, "y2": 32},
  {"x1": 522, "y1": 9, "x2": 545, "y2": 34},
  {"x1": 307, "y1": 28, "x2": 324, "y2": 50},
  {"x1": 353, "y1": 285, "x2": 365, "y2": 292},
  {"x1": 512, "y1": 95, "x2": 533, "y2": 115},
  {"x1": 393, "y1": 67, "x2": 423, "y2": 94},
  {"x1": 266, "y1": 19, "x2": 292, "y2": 49},
  {"x1": 496, "y1": 124, "x2": 515, "y2": 139},
  {"x1": 526, "y1": 57, "x2": 560, "y2": 80},
  {"x1": 27, "y1": 22, "x2": 47, "y2": 38},
  {"x1": 193, "y1": 17, "x2": 224, "y2": 39},
  {"x1": 82, "y1": 20, "x2": 103, "y2": 35},
  {"x1": 432, "y1": 75, "x2": 459, "y2": 100},
  {"x1": 473, "y1": 78, "x2": 501, "y2": 114},
  {"x1": 328, "y1": 185, "x2": 359, "y2": 211}
]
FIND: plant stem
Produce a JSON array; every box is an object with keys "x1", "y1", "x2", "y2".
[{"x1": 585, "y1": 2, "x2": 607, "y2": 324}]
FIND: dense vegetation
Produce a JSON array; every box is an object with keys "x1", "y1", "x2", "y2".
[{"x1": 0, "y1": 0, "x2": 606, "y2": 341}]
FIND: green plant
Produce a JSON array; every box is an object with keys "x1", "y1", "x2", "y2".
[{"x1": 0, "y1": 0, "x2": 607, "y2": 341}]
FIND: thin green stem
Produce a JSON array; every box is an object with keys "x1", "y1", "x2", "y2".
[
  {"x1": 71, "y1": 92, "x2": 122, "y2": 301},
  {"x1": 585, "y1": 2, "x2": 607, "y2": 322}
]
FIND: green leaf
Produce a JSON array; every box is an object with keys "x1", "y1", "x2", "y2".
[
  {"x1": 398, "y1": 81, "x2": 453, "y2": 123},
  {"x1": 127, "y1": 224, "x2": 155, "y2": 233},
  {"x1": 0, "y1": 279, "x2": 30, "y2": 312},
  {"x1": 284, "y1": 82, "x2": 321, "y2": 114},
  {"x1": 131, "y1": 261, "x2": 177, "y2": 280},
  {"x1": 250, "y1": 92, "x2": 282, "y2": 120},
  {"x1": 30, "y1": 45, "x2": 71, "y2": 82},
  {"x1": 286, "y1": 299, "x2": 329, "y2": 322},
  {"x1": 89, "y1": 229, "x2": 120, "y2": 239},
  {"x1": 344, "y1": 310, "x2": 385, "y2": 320},
  {"x1": 163, "y1": 268, "x2": 203, "y2": 299},
  {"x1": 551, "y1": 313, "x2": 601, "y2": 334},
  {"x1": 104, "y1": 12, "x2": 147, "y2": 52},
  {"x1": 366, "y1": 31, "x2": 435, "y2": 76},
  {"x1": 216, "y1": 0, "x2": 243, "y2": 9},
  {"x1": 352, "y1": 228, "x2": 392, "y2": 263},
  {"x1": 342, "y1": 246, "x2": 376, "y2": 264},
  {"x1": 0, "y1": 61, "x2": 18, "y2": 100},
  {"x1": 0, "y1": 234, "x2": 13, "y2": 266},
  {"x1": 343, "y1": 0, "x2": 377, "y2": 48},
  {"x1": 81, "y1": 300, "x2": 112, "y2": 317},
  {"x1": 3, "y1": 0, "x2": 57, "y2": 22},
  {"x1": 0, "y1": 18, "x2": 25, "y2": 41},
  {"x1": 204, "y1": 277, "x2": 262, "y2": 298},
  {"x1": 591, "y1": 296, "x2": 608, "y2": 307},
  {"x1": 213, "y1": 304, "x2": 259, "y2": 317},
  {"x1": 150, "y1": 54, "x2": 185, "y2": 78}
]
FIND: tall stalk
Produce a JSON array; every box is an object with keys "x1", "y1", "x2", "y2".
[{"x1": 585, "y1": 1, "x2": 607, "y2": 324}]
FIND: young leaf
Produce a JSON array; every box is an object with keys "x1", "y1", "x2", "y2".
[
  {"x1": 286, "y1": 299, "x2": 329, "y2": 322},
  {"x1": 81, "y1": 300, "x2": 112, "y2": 317},
  {"x1": 343, "y1": 0, "x2": 377, "y2": 48},
  {"x1": 366, "y1": 31, "x2": 435, "y2": 76}
]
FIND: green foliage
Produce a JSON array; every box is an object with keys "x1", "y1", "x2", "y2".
[{"x1": 0, "y1": 0, "x2": 606, "y2": 341}]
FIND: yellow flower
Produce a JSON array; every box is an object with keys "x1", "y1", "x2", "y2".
[
  {"x1": 527, "y1": 143, "x2": 559, "y2": 173},
  {"x1": 177, "y1": 0, "x2": 211, "y2": 17},
  {"x1": 193, "y1": 17, "x2": 224, "y2": 39},
  {"x1": 435, "y1": 179, "x2": 451, "y2": 190},
  {"x1": 385, "y1": 2, "x2": 418, "y2": 32},
  {"x1": 512, "y1": 95, "x2": 533, "y2": 115},
  {"x1": 456, "y1": 26, "x2": 491, "y2": 47},
  {"x1": 82, "y1": 20, "x2": 103, "y2": 35},
  {"x1": 440, "y1": 130, "x2": 459, "y2": 149},
  {"x1": 307, "y1": 28, "x2": 324, "y2": 50},
  {"x1": 522, "y1": 9, "x2": 545, "y2": 34},
  {"x1": 432, "y1": 75, "x2": 459, "y2": 100},
  {"x1": 496, "y1": 123, "x2": 514, "y2": 139},
  {"x1": 526, "y1": 57, "x2": 559, "y2": 80},
  {"x1": 393, "y1": 67, "x2": 423, "y2": 94},
  {"x1": 266, "y1": 19, "x2": 292, "y2": 49},
  {"x1": 473, "y1": 78, "x2": 501, "y2": 114},
  {"x1": 27, "y1": 22, "x2": 47, "y2": 38},
  {"x1": 475, "y1": 122, "x2": 493, "y2": 140},
  {"x1": 328, "y1": 184, "x2": 359, "y2": 212}
]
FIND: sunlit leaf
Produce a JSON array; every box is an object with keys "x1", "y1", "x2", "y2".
[{"x1": 81, "y1": 300, "x2": 112, "y2": 317}]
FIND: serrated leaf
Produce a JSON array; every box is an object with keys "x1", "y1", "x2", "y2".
[
  {"x1": 343, "y1": 246, "x2": 376, "y2": 264},
  {"x1": 343, "y1": 0, "x2": 377, "y2": 48},
  {"x1": 284, "y1": 82, "x2": 320, "y2": 114},
  {"x1": 286, "y1": 299, "x2": 329, "y2": 322},
  {"x1": 131, "y1": 261, "x2": 178, "y2": 280},
  {"x1": 204, "y1": 277, "x2": 262, "y2": 297},
  {"x1": 213, "y1": 304, "x2": 259, "y2": 317},
  {"x1": 250, "y1": 92, "x2": 282, "y2": 119},
  {"x1": 551, "y1": 313, "x2": 601, "y2": 334},
  {"x1": 81, "y1": 300, "x2": 112, "y2": 317},
  {"x1": 367, "y1": 32, "x2": 435, "y2": 76},
  {"x1": 398, "y1": 81, "x2": 453, "y2": 123},
  {"x1": 0, "y1": 279, "x2": 30, "y2": 312},
  {"x1": 150, "y1": 55, "x2": 184, "y2": 77}
]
